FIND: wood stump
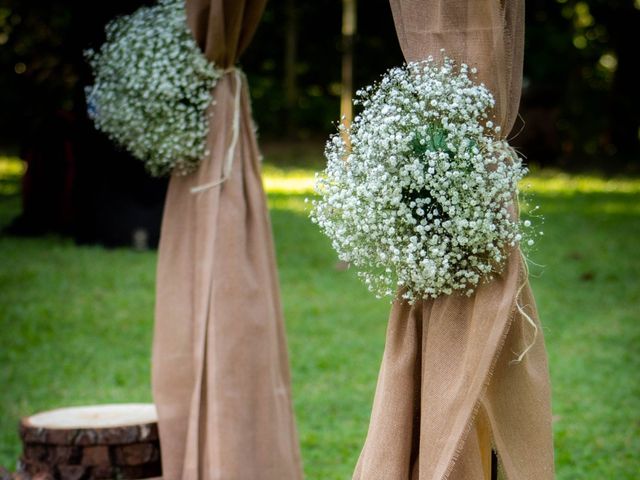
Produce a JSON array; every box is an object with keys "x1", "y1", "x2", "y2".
[{"x1": 18, "y1": 404, "x2": 162, "y2": 480}]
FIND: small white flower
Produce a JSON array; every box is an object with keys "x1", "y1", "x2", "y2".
[{"x1": 310, "y1": 56, "x2": 535, "y2": 302}]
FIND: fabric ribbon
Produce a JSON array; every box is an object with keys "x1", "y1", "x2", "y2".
[
  {"x1": 153, "y1": 0, "x2": 303, "y2": 477},
  {"x1": 352, "y1": 1, "x2": 556, "y2": 478},
  {"x1": 190, "y1": 68, "x2": 244, "y2": 194}
]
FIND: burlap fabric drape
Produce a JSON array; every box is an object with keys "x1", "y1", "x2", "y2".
[
  {"x1": 151, "y1": 1, "x2": 303, "y2": 478},
  {"x1": 353, "y1": 1, "x2": 555, "y2": 479}
]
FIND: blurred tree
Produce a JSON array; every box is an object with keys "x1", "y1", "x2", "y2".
[
  {"x1": 0, "y1": 0, "x2": 167, "y2": 245},
  {"x1": 244, "y1": 0, "x2": 401, "y2": 142},
  {"x1": 0, "y1": 0, "x2": 154, "y2": 148},
  {"x1": 0, "y1": 0, "x2": 637, "y2": 168},
  {"x1": 283, "y1": 0, "x2": 298, "y2": 138},
  {"x1": 521, "y1": 0, "x2": 639, "y2": 168},
  {"x1": 244, "y1": 0, "x2": 343, "y2": 141},
  {"x1": 341, "y1": 0, "x2": 357, "y2": 130},
  {"x1": 595, "y1": 1, "x2": 639, "y2": 158}
]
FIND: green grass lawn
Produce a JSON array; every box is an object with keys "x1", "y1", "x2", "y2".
[{"x1": 1, "y1": 156, "x2": 639, "y2": 479}]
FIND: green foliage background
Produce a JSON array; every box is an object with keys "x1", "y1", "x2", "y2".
[
  {"x1": 0, "y1": 0, "x2": 638, "y2": 167},
  {"x1": 1, "y1": 156, "x2": 639, "y2": 478}
]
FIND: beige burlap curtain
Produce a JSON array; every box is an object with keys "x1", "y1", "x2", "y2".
[
  {"x1": 353, "y1": 1, "x2": 555, "y2": 479},
  {"x1": 151, "y1": 1, "x2": 303, "y2": 478}
]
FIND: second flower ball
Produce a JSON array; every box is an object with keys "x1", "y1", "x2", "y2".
[{"x1": 311, "y1": 56, "x2": 528, "y2": 302}]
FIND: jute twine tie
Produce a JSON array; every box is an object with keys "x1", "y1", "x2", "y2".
[{"x1": 191, "y1": 68, "x2": 244, "y2": 194}]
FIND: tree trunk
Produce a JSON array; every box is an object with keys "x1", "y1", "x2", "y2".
[
  {"x1": 608, "y1": 3, "x2": 640, "y2": 160},
  {"x1": 341, "y1": 0, "x2": 357, "y2": 130}
]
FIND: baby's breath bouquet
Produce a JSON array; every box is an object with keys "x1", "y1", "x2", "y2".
[
  {"x1": 311, "y1": 57, "x2": 532, "y2": 302},
  {"x1": 85, "y1": 0, "x2": 221, "y2": 176}
]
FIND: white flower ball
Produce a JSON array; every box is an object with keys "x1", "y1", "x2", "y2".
[
  {"x1": 311, "y1": 57, "x2": 529, "y2": 302},
  {"x1": 85, "y1": 0, "x2": 222, "y2": 176}
]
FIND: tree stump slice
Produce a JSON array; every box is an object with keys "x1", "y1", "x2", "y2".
[{"x1": 18, "y1": 404, "x2": 162, "y2": 480}]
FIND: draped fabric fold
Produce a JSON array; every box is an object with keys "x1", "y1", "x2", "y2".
[
  {"x1": 151, "y1": 1, "x2": 303, "y2": 478},
  {"x1": 353, "y1": 1, "x2": 555, "y2": 479}
]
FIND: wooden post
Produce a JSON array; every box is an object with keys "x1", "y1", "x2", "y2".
[{"x1": 491, "y1": 449, "x2": 498, "y2": 480}]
